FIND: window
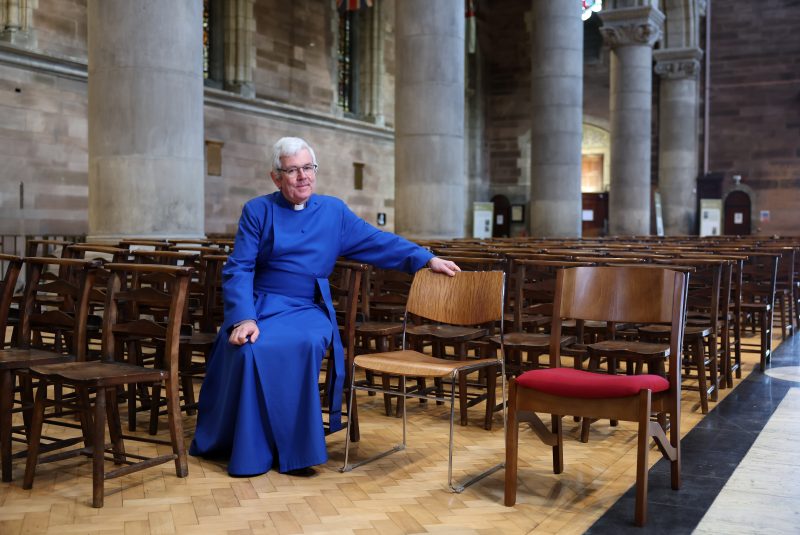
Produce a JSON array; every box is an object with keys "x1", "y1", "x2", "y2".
[
  {"x1": 203, "y1": 0, "x2": 224, "y2": 87},
  {"x1": 337, "y1": 10, "x2": 359, "y2": 113}
]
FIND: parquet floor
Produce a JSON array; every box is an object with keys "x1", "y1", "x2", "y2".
[{"x1": 0, "y1": 334, "x2": 777, "y2": 535}]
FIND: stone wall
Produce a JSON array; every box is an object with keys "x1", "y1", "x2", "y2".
[
  {"x1": 0, "y1": 0, "x2": 397, "y2": 237},
  {"x1": 708, "y1": 0, "x2": 800, "y2": 235}
]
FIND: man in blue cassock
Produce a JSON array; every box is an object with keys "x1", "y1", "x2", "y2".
[{"x1": 190, "y1": 137, "x2": 459, "y2": 476}]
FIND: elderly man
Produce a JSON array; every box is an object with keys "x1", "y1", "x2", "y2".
[{"x1": 190, "y1": 137, "x2": 459, "y2": 476}]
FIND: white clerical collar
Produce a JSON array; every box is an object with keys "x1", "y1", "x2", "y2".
[{"x1": 293, "y1": 202, "x2": 306, "y2": 211}]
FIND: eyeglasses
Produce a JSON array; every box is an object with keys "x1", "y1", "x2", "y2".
[{"x1": 277, "y1": 164, "x2": 318, "y2": 178}]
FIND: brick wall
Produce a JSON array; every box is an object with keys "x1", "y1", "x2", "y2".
[{"x1": 708, "y1": 0, "x2": 800, "y2": 235}]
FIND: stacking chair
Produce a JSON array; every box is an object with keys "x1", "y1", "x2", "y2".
[
  {"x1": 504, "y1": 266, "x2": 688, "y2": 526},
  {"x1": 0, "y1": 257, "x2": 99, "y2": 482},
  {"x1": 23, "y1": 263, "x2": 193, "y2": 507},
  {"x1": 342, "y1": 269, "x2": 506, "y2": 492}
]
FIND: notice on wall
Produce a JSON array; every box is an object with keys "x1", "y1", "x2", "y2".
[
  {"x1": 760, "y1": 210, "x2": 770, "y2": 223},
  {"x1": 699, "y1": 198, "x2": 722, "y2": 236},
  {"x1": 473, "y1": 202, "x2": 494, "y2": 239},
  {"x1": 734, "y1": 212, "x2": 744, "y2": 225},
  {"x1": 582, "y1": 209, "x2": 594, "y2": 222}
]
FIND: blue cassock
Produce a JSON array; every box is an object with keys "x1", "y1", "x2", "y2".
[{"x1": 189, "y1": 192, "x2": 433, "y2": 476}]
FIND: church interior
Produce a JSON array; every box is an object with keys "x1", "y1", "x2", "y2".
[{"x1": 1, "y1": 0, "x2": 800, "y2": 533}]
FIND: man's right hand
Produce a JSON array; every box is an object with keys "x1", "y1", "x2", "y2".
[{"x1": 229, "y1": 319, "x2": 259, "y2": 345}]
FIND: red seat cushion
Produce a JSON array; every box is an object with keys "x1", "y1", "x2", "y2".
[{"x1": 515, "y1": 367, "x2": 670, "y2": 399}]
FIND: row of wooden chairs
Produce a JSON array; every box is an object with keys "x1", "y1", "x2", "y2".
[{"x1": 0, "y1": 255, "x2": 193, "y2": 507}]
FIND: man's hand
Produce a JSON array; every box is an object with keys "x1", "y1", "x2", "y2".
[
  {"x1": 427, "y1": 257, "x2": 461, "y2": 277},
  {"x1": 229, "y1": 319, "x2": 259, "y2": 345}
]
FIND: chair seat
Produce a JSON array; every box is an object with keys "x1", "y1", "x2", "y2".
[
  {"x1": 516, "y1": 367, "x2": 669, "y2": 399},
  {"x1": 354, "y1": 350, "x2": 497, "y2": 378},
  {"x1": 0, "y1": 349, "x2": 75, "y2": 370},
  {"x1": 503, "y1": 312, "x2": 551, "y2": 327},
  {"x1": 28, "y1": 361, "x2": 167, "y2": 386},
  {"x1": 180, "y1": 331, "x2": 218, "y2": 346},
  {"x1": 355, "y1": 321, "x2": 403, "y2": 336},
  {"x1": 639, "y1": 324, "x2": 713, "y2": 337},
  {"x1": 405, "y1": 324, "x2": 487, "y2": 342},
  {"x1": 588, "y1": 340, "x2": 670, "y2": 358},
  {"x1": 488, "y1": 332, "x2": 575, "y2": 349}
]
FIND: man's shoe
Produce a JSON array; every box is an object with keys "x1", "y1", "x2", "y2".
[{"x1": 284, "y1": 466, "x2": 317, "y2": 477}]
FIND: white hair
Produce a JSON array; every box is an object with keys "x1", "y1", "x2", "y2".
[{"x1": 271, "y1": 137, "x2": 317, "y2": 172}]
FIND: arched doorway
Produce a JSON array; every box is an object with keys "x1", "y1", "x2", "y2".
[
  {"x1": 491, "y1": 195, "x2": 511, "y2": 237},
  {"x1": 723, "y1": 190, "x2": 752, "y2": 235}
]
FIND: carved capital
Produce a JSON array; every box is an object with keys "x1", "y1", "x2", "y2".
[
  {"x1": 654, "y1": 47, "x2": 703, "y2": 80},
  {"x1": 599, "y1": 5, "x2": 664, "y2": 48}
]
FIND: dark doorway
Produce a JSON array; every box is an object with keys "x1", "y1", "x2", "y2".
[
  {"x1": 723, "y1": 190, "x2": 751, "y2": 235},
  {"x1": 491, "y1": 195, "x2": 511, "y2": 237},
  {"x1": 582, "y1": 192, "x2": 608, "y2": 237}
]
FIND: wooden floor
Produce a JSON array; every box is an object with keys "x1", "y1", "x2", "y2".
[{"x1": 0, "y1": 334, "x2": 777, "y2": 535}]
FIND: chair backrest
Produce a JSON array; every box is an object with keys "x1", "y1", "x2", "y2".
[
  {"x1": 549, "y1": 266, "x2": 688, "y2": 381},
  {"x1": 101, "y1": 263, "x2": 193, "y2": 376},
  {"x1": 405, "y1": 269, "x2": 505, "y2": 326},
  {"x1": 0, "y1": 254, "x2": 24, "y2": 348},
  {"x1": 18, "y1": 257, "x2": 102, "y2": 360}
]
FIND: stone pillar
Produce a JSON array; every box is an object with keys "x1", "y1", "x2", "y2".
[
  {"x1": 88, "y1": 0, "x2": 205, "y2": 240},
  {"x1": 529, "y1": 0, "x2": 583, "y2": 238},
  {"x1": 0, "y1": 0, "x2": 34, "y2": 46},
  {"x1": 655, "y1": 47, "x2": 702, "y2": 235},
  {"x1": 224, "y1": 0, "x2": 255, "y2": 98},
  {"x1": 395, "y1": 0, "x2": 465, "y2": 239},
  {"x1": 600, "y1": 5, "x2": 664, "y2": 236}
]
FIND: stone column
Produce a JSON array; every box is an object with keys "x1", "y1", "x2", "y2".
[
  {"x1": 655, "y1": 47, "x2": 702, "y2": 235},
  {"x1": 395, "y1": 0, "x2": 465, "y2": 239},
  {"x1": 224, "y1": 0, "x2": 255, "y2": 98},
  {"x1": 88, "y1": 0, "x2": 205, "y2": 240},
  {"x1": 600, "y1": 5, "x2": 664, "y2": 235},
  {"x1": 529, "y1": 0, "x2": 583, "y2": 238},
  {"x1": 0, "y1": 0, "x2": 34, "y2": 46}
]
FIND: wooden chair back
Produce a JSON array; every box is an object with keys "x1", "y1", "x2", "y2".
[
  {"x1": 405, "y1": 269, "x2": 505, "y2": 326},
  {"x1": 18, "y1": 258, "x2": 102, "y2": 361},
  {"x1": 0, "y1": 254, "x2": 23, "y2": 348},
  {"x1": 101, "y1": 263, "x2": 193, "y2": 378}
]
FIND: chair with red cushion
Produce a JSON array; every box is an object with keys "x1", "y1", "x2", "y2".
[{"x1": 504, "y1": 265, "x2": 688, "y2": 527}]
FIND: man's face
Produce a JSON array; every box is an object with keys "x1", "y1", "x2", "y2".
[{"x1": 270, "y1": 148, "x2": 317, "y2": 205}]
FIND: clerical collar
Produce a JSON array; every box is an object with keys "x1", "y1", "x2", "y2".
[{"x1": 293, "y1": 202, "x2": 306, "y2": 211}]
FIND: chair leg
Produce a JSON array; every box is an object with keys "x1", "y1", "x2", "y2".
[
  {"x1": 0, "y1": 370, "x2": 13, "y2": 482},
  {"x1": 634, "y1": 389, "x2": 652, "y2": 527},
  {"x1": 22, "y1": 384, "x2": 48, "y2": 491},
  {"x1": 179, "y1": 345, "x2": 197, "y2": 415},
  {"x1": 552, "y1": 415, "x2": 563, "y2": 474},
  {"x1": 504, "y1": 381, "x2": 519, "y2": 507},
  {"x1": 484, "y1": 364, "x2": 497, "y2": 431},
  {"x1": 105, "y1": 387, "x2": 126, "y2": 465},
  {"x1": 92, "y1": 387, "x2": 107, "y2": 508},
  {"x1": 164, "y1": 377, "x2": 188, "y2": 478},
  {"x1": 693, "y1": 336, "x2": 709, "y2": 414}
]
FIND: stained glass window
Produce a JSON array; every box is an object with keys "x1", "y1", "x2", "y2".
[
  {"x1": 203, "y1": 0, "x2": 210, "y2": 79},
  {"x1": 582, "y1": 0, "x2": 602, "y2": 21},
  {"x1": 337, "y1": 11, "x2": 357, "y2": 112}
]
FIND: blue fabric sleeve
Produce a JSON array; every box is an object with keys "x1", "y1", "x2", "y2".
[
  {"x1": 221, "y1": 200, "x2": 264, "y2": 332},
  {"x1": 338, "y1": 202, "x2": 434, "y2": 273}
]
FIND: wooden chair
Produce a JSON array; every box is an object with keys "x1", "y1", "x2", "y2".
[
  {"x1": 0, "y1": 257, "x2": 99, "y2": 482},
  {"x1": 342, "y1": 269, "x2": 506, "y2": 492},
  {"x1": 0, "y1": 254, "x2": 23, "y2": 349},
  {"x1": 23, "y1": 263, "x2": 193, "y2": 507},
  {"x1": 322, "y1": 260, "x2": 367, "y2": 443},
  {"x1": 641, "y1": 258, "x2": 724, "y2": 413},
  {"x1": 739, "y1": 252, "x2": 779, "y2": 371},
  {"x1": 504, "y1": 266, "x2": 688, "y2": 526}
]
